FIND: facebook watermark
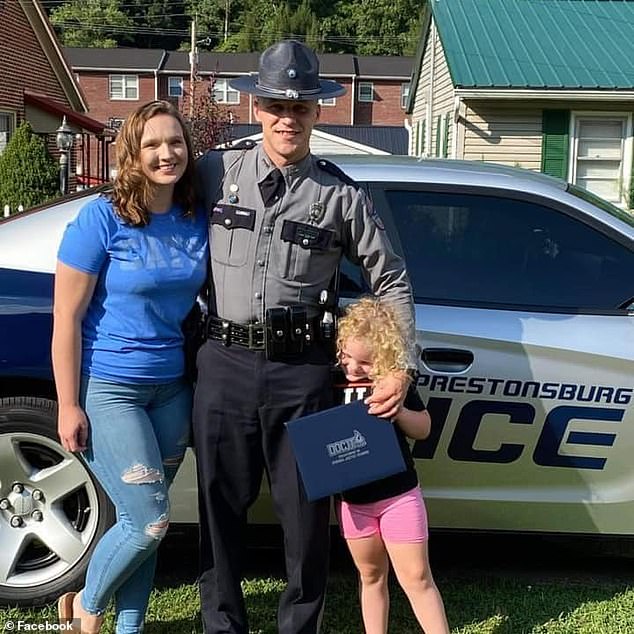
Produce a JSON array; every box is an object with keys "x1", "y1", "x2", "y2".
[{"x1": 3, "y1": 621, "x2": 76, "y2": 631}]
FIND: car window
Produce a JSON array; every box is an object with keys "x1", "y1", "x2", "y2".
[{"x1": 371, "y1": 188, "x2": 634, "y2": 311}]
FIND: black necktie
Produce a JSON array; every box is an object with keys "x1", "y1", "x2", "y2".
[{"x1": 259, "y1": 169, "x2": 286, "y2": 207}]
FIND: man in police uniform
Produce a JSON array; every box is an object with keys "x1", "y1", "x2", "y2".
[{"x1": 193, "y1": 39, "x2": 416, "y2": 634}]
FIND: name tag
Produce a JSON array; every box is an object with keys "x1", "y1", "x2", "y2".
[
  {"x1": 211, "y1": 204, "x2": 256, "y2": 230},
  {"x1": 281, "y1": 220, "x2": 334, "y2": 250}
]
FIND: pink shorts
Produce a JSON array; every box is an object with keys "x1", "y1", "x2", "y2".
[{"x1": 337, "y1": 487, "x2": 428, "y2": 543}]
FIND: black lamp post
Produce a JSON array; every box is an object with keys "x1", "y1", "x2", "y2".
[{"x1": 55, "y1": 116, "x2": 74, "y2": 195}]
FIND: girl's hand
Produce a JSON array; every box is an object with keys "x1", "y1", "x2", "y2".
[
  {"x1": 365, "y1": 371, "x2": 408, "y2": 418},
  {"x1": 57, "y1": 404, "x2": 89, "y2": 453}
]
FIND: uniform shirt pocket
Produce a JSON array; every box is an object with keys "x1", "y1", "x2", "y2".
[
  {"x1": 280, "y1": 220, "x2": 336, "y2": 281},
  {"x1": 210, "y1": 204, "x2": 256, "y2": 267}
]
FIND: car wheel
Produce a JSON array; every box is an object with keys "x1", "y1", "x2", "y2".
[{"x1": 0, "y1": 397, "x2": 114, "y2": 606}]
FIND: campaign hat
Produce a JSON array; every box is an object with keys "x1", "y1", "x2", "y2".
[{"x1": 229, "y1": 40, "x2": 346, "y2": 101}]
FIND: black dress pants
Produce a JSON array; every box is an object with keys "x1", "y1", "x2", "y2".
[{"x1": 192, "y1": 339, "x2": 333, "y2": 634}]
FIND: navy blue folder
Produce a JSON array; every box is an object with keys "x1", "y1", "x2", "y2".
[{"x1": 285, "y1": 400, "x2": 406, "y2": 501}]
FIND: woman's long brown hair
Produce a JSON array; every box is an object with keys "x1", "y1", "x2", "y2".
[{"x1": 111, "y1": 100, "x2": 196, "y2": 226}]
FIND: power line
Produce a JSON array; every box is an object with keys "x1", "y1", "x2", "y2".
[
  {"x1": 52, "y1": 20, "x2": 417, "y2": 44},
  {"x1": 39, "y1": 0, "x2": 188, "y2": 7},
  {"x1": 53, "y1": 22, "x2": 188, "y2": 35}
]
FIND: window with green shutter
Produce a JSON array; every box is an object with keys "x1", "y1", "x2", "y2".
[
  {"x1": 435, "y1": 114, "x2": 442, "y2": 157},
  {"x1": 541, "y1": 110, "x2": 570, "y2": 179},
  {"x1": 414, "y1": 120, "x2": 426, "y2": 157}
]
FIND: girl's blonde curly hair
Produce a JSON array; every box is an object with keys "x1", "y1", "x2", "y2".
[
  {"x1": 336, "y1": 297, "x2": 409, "y2": 381},
  {"x1": 111, "y1": 100, "x2": 196, "y2": 226}
]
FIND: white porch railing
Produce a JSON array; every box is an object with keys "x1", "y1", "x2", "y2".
[{"x1": 3, "y1": 204, "x2": 24, "y2": 218}]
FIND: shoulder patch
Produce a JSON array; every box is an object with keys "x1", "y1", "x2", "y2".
[{"x1": 316, "y1": 158, "x2": 359, "y2": 189}]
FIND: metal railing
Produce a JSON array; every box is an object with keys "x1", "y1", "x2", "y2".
[{"x1": 2, "y1": 204, "x2": 24, "y2": 218}]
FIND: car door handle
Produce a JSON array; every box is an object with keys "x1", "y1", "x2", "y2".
[{"x1": 420, "y1": 348, "x2": 474, "y2": 373}]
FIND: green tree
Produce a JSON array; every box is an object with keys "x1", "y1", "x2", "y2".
[
  {"x1": 46, "y1": 0, "x2": 424, "y2": 55},
  {"x1": 232, "y1": 7, "x2": 260, "y2": 52},
  {"x1": 185, "y1": 0, "x2": 324, "y2": 53},
  {"x1": 228, "y1": 0, "x2": 275, "y2": 51},
  {"x1": 214, "y1": 32, "x2": 246, "y2": 52},
  {"x1": 187, "y1": 0, "x2": 247, "y2": 50},
  {"x1": 0, "y1": 122, "x2": 60, "y2": 212},
  {"x1": 285, "y1": 0, "x2": 321, "y2": 50},
  {"x1": 231, "y1": 0, "x2": 322, "y2": 52},
  {"x1": 50, "y1": 0, "x2": 133, "y2": 48},
  {"x1": 124, "y1": 0, "x2": 187, "y2": 49},
  {"x1": 326, "y1": 0, "x2": 424, "y2": 55}
]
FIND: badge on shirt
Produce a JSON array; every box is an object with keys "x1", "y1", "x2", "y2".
[{"x1": 308, "y1": 202, "x2": 325, "y2": 224}]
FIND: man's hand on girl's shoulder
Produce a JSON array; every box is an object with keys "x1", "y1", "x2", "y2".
[{"x1": 365, "y1": 371, "x2": 409, "y2": 418}]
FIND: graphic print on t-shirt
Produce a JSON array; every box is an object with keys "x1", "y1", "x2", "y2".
[{"x1": 336, "y1": 381, "x2": 372, "y2": 405}]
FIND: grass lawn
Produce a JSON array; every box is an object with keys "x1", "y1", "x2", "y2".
[
  {"x1": 1, "y1": 574, "x2": 633, "y2": 633},
  {"x1": 2, "y1": 533, "x2": 633, "y2": 633}
]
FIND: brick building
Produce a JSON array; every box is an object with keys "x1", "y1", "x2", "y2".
[{"x1": 65, "y1": 46, "x2": 412, "y2": 133}]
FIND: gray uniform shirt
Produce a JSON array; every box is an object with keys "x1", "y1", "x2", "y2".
[{"x1": 196, "y1": 144, "x2": 416, "y2": 363}]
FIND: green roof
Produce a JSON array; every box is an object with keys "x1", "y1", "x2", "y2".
[{"x1": 432, "y1": 0, "x2": 634, "y2": 89}]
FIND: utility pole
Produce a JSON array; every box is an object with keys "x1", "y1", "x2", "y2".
[
  {"x1": 189, "y1": 17, "x2": 198, "y2": 117},
  {"x1": 223, "y1": 0, "x2": 230, "y2": 43}
]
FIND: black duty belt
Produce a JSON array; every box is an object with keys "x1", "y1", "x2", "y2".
[
  {"x1": 206, "y1": 312, "x2": 326, "y2": 354},
  {"x1": 206, "y1": 316, "x2": 266, "y2": 350}
]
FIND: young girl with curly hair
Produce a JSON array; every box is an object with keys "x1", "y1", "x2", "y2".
[
  {"x1": 335, "y1": 297, "x2": 449, "y2": 634},
  {"x1": 52, "y1": 100, "x2": 207, "y2": 633}
]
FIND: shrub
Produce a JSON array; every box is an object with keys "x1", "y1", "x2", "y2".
[
  {"x1": 0, "y1": 121, "x2": 60, "y2": 213},
  {"x1": 181, "y1": 77, "x2": 233, "y2": 156}
]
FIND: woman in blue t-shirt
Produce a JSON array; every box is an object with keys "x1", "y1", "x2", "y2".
[{"x1": 52, "y1": 100, "x2": 208, "y2": 634}]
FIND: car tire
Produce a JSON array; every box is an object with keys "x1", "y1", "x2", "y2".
[{"x1": 0, "y1": 397, "x2": 114, "y2": 606}]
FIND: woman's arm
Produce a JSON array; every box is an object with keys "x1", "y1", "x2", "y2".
[
  {"x1": 51, "y1": 261, "x2": 98, "y2": 452},
  {"x1": 393, "y1": 407, "x2": 431, "y2": 440}
]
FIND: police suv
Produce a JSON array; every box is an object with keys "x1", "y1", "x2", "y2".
[{"x1": 1, "y1": 156, "x2": 633, "y2": 606}]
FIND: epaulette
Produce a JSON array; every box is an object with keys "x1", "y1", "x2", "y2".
[
  {"x1": 196, "y1": 144, "x2": 255, "y2": 175},
  {"x1": 231, "y1": 139, "x2": 258, "y2": 150},
  {"x1": 198, "y1": 140, "x2": 257, "y2": 157},
  {"x1": 315, "y1": 158, "x2": 359, "y2": 189},
  {"x1": 196, "y1": 149, "x2": 228, "y2": 165}
]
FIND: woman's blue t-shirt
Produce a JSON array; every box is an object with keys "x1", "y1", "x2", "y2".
[{"x1": 57, "y1": 195, "x2": 208, "y2": 383}]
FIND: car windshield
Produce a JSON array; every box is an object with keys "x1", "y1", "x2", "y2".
[{"x1": 567, "y1": 184, "x2": 634, "y2": 228}]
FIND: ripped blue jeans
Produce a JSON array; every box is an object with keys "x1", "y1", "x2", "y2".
[{"x1": 79, "y1": 375, "x2": 191, "y2": 634}]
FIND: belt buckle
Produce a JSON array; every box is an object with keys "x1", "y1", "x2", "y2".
[{"x1": 247, "y1": 323, "x2": 264, "y2": 350}]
